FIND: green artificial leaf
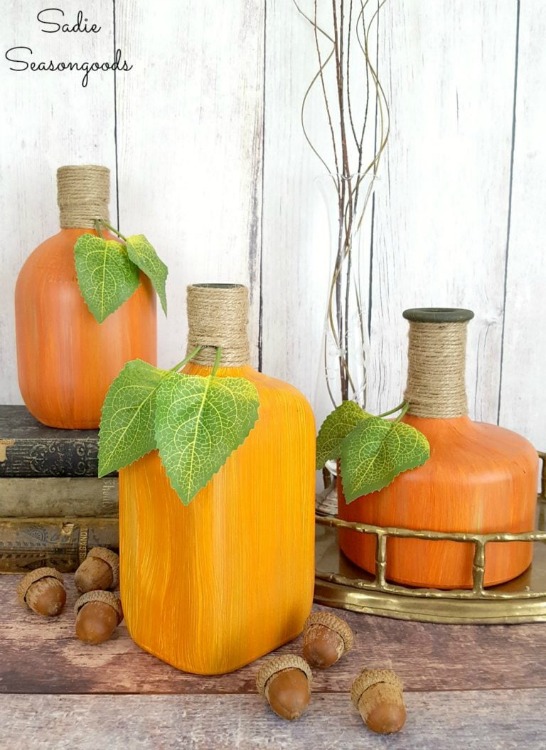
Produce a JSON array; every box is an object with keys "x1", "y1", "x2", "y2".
[
  {"x1": 98, "y1": 359, "x2": 169, "y2": 476},
  {"x1": 155, "y1": 371, "x2": 260, "y2": 505},
  {"x1": 74, "y1": 234, "x2": 140, "y2": 322},
  {"x1": 126, "y1": 234, "x2": 168, "y2": 316},
  {"x1": 340, "y1": 417, "x2": 430, "y2": 502},
  {"x1": 316, "y1": 400, "x2": 371, "y2": 469}
]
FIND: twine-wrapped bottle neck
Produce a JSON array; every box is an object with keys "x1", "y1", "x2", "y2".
[
  {"x1": 186, "y1": 284, "x2": 250, "y2": 367},
  {"x1": 57, "y1": 165, "x2": 110, "y2": 229},
  {"x1": 402, "y1": 308, "x2": 474, "y2": 419}
]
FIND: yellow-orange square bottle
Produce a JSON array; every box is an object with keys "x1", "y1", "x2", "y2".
[
  {"x1": 15, "y1": 165, "x2": 156, "y2": 429},
  {"x1": 119, "y1": 284, "x2": 316, "y2": 674}
]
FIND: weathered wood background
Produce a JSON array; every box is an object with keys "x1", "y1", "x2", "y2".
[
  {"x1": 1, "y1": 0, "x2": 545, "y2": 451},
  {"x1": 2, "y1": 575, "x2": 546, "y2": 748}
]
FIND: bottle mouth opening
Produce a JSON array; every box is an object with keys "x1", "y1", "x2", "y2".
[{"x1": 403, "y1": 308, "x2": 474, "y2": 323}]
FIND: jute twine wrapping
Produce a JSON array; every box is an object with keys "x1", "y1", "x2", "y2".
[
  {"x1": 57, "y1": 165, "x2": 110, "y2": 228},
  {"x1": 186, "y1": 284, "x2": 250, "y2": 366},
  {"x1": 404, "y1": 321, "x2": 469, "y2": 418}
]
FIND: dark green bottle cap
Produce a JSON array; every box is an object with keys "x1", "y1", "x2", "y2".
[{"x1": 402, "y1": 308, "x2": 474, "y2": 323}]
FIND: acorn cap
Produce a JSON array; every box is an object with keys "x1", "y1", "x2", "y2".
[
  {"x1": 74, "y1": 590, "x2": 123, "y2": 624},
  {"x1": 256, "y1": 655, "x2": 312, "y2": 698},
  {"x1": 351, "y1": 669, "x2": 404, "y2": 710},
  {"x1": 304, "y1": 611, "x2": 354, "y2": 652},
  {"x1": 17, "y1": 567, "x2": 63, "y2": 606},
  {"x1": 86, "y1": 546, "x2": 119, "y2": 588}
]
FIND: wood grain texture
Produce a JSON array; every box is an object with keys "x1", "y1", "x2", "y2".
[
  {"x1": 1, "y1": 1, "x2": 546, "y2": 457},
  {"x1": 115, "y1": 0, "x2": 265, "y2": 369},
  {"x1": 261, "y1": 0, "x2": 358, "y2": 425},
  {"x1": 368, "y1": 1, "x2": 518, "y2": 424},
  {"x1": 2, "y1": 575, "x2": 546, "y2": 694},
  {"x1": 1, "y1": 690, "x2": 546, "y2": 750},
  {"x1": 0, "y1": 1, "x2": 117, "y2": 405},
  {"x1": 499, "y1": 0, "x2": 546, "y2": 451}
]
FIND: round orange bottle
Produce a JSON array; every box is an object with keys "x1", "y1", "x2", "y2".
[
  {"x1": 120, "y1": 284, "x2": 316, "y2": 674},
  {"x1": 338, "y1": 308, "x2": 538, "y2": 589},
  {"x1": 15, "y1": 165, "x2": 156, "y2": 429}
]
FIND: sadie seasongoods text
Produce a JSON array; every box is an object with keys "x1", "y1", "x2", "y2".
[{"x1": 5, "y1": 8, "x2": 132, "y2": 88}]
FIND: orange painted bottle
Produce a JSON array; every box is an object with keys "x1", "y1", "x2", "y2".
[
  {"x1": 119, "y1": 284, "x2": 316, "y2": 674},
  {"x1": 338, "y1": 308, "x2": 538, "y2": 589},
  {"x1": 15, "y1": 165, "x2": 156, "y2": 429}
]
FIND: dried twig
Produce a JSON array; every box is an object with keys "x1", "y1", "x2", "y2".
[{"x1": 295, "y1": 0, "x2": 390, "y2": 406}]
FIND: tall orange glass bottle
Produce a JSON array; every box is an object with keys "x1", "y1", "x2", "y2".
[{"x1": 15, "y1": 165, "x2": 156, "y2": 428}]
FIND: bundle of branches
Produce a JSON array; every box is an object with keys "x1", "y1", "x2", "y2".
[{"x1": 295, "y1": 0, "x2": 390, "y2": 407}]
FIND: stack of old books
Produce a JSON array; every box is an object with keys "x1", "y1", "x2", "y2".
[{"x1": 0, "y1": 405, "x2": 118, "y2": 573}]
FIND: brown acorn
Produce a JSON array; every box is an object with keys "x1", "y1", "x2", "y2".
[
  {"x1": 351, "y1": 668, "x2": 406, "y2": 734},
  {"x1": 256, "y1": 655, "x2": 312, "y2": 721},
  {"x1": 17, "y1": 567, "x2": 66, "y2": 617},
  {"x1": 74, "y1": 590, "x2": 123, "y2": 645},
  {"x1": 75, "y1": 547, "x2": 119, "y2": 593},
  {"x1": 302, "y1": 611, "x2": 354, "y2": 668}
]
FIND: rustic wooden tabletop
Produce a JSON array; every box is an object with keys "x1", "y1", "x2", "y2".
[{"x1": 1, "y1": 574, "x2": 545, "y2": 749}]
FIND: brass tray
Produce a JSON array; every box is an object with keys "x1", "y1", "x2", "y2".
[{"x1": 314, "y1": 454, "x2": 546, "y2": 624}]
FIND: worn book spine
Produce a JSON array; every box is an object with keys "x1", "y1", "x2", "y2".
[
  {"x1": 0, "y1": 405, "x2": 105, "y2": 478},
  {"x1": 0, "y1": 435, "x2": 101, "y2": 478},
  {"x1": 0, "y1": 477, "x2": 118, "y2": 517},
  {"x1": 0, "y1": 517, "x2": 118, "y2": 573}
]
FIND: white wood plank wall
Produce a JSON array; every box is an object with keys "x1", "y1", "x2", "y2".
[{"x1": 1, "y1": 0, "x2": 544, "y2": 452}]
